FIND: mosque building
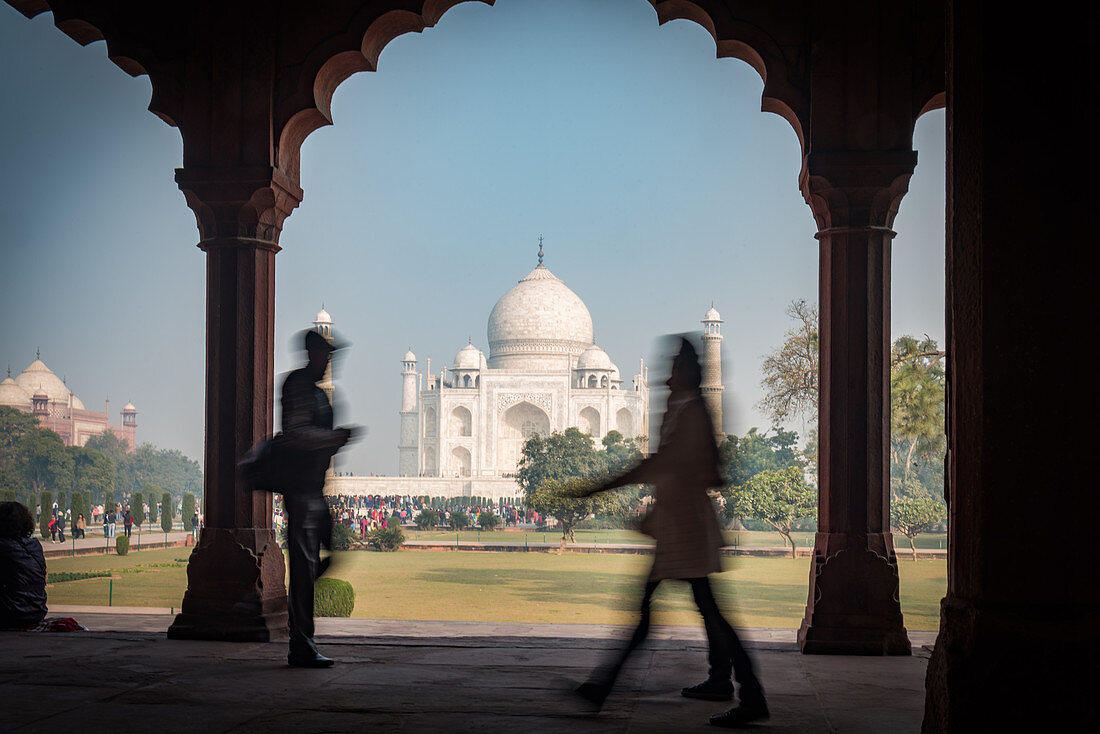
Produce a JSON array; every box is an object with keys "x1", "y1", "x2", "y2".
[
  {"x1": 324, "y1": 247, "x2": 724, "y2": 501},
  {"x1": 0, "y1": 351, "x2": 137, "y2": 450}
]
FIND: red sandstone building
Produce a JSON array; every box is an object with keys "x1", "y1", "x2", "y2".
[{"x1": 0, "y1": 354, "x2": 137, "y2": 450}]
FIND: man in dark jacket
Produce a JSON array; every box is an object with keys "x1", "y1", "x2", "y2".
[
  {"x1": 281, "y1": 329, "x2": 354, "y2": 667},
  {"x1": 0, "y1": 501, "x2": 48, "y2": 630}
]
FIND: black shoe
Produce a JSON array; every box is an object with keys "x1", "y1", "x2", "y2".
[
  {"x1": 574, "y1": 680, "x2": 612, "y2": 706},
  {"x1": 288, "y1": 651, "x2": 335, "y2": 668},
  {"x1": 709, "y1": 701, "x2": 770, "y2": 727},
  {"x1": 682, "y1": 679, "x2": 735, "y2": 701}
]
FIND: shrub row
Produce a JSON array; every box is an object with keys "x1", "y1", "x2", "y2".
[{"x1": 47, "y1": 571, "x2": 113, "y2": 583}]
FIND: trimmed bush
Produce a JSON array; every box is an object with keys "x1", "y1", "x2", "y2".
[
  {"x1": 39, "y1": 491, "x2": 53, "y2": 539},
  {"x1": 330, "y1": 522, "x2": 358, "y2": 551},
  {"x1": 313, "y1": 577, "x2": 355, "y2": 617},
  {"x1": 131, "y1": 491, "x2": 145, "y2": 527},
  {"x1": 160, "y1": 492, "x2": 173, "y2": 533},
  {"x1": 182, "y1": 492, "x2": 196, "y2": 530},
  {"x1": 478, "y1": 512, "x2": 501, "y2": 531},
  {"x1": 145, "y1": 484, "x2": 160, "y2": 524},
  {"x1": 450, "y1": 510, "x2": 470, "y2": 530},
  {"x1": 115, "y1": 535, "x2": 130, "y2": 556},
  {"x1": 414, "y1": 509, "x2": 440, "y2": 530},
  {"x1": 366, "y1": 525, "x2": 404, "y2": 551}
]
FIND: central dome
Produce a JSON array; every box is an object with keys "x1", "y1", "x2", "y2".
[{"x1": 487, "y1": 264, "x2": 593, "y2": 369}]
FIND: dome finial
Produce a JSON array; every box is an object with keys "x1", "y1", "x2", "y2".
[
  {"x1": 36, "y1": 347, "x2": 40, "y2": 360},
  {"x1": 537, "y1": 234, "x2": 544, "y2": 266}
]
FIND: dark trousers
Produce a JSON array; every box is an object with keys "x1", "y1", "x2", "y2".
[
  {"x1": 602, "y1": 577, "x2": 765, "y2": 704},
  {"x1": 285, "y1": 495, "x2": 332, "y2": 653}
]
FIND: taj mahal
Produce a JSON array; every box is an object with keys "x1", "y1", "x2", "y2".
[{"x1": 324, "y1": 248, "x2": 723, "y2": 501}]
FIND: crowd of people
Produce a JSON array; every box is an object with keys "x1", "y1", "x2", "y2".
[{"x1": 319, "y1": 494, "x2": 547, "y2": 538}]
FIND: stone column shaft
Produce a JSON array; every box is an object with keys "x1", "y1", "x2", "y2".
[{"x1": 798, "y1": 153, "x2": 915, "y2": 655}]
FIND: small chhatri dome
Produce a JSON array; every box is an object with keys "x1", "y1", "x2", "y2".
[
  {"x1": 576, "y1": 344, "x2": 613, "y2": 370},
  {"x1": 123, "y1": 402, "x2": 136, "y2": 411},
  {"x1": 314, "y1": 305, "x2": 332, "y2": 325},
  {"x1": 0, "y1": 375, "x2": 31, "y2": 409},
  {"x1": 703, "y1": 303, "x2": 722, "y2": 322},
  {"x1": 403, "y1": 349, "x2": 417, "y2": 363},
  {"x1": 453, "y1": 342, "x2": 482, "y2": 370}
]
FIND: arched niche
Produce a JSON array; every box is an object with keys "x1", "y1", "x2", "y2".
[
  {"x1": 578, "y1": 407, "x2": 601, "y2": 438},
  {"x1": 449, "y1": 405, "x2": 472, "y2": 437},
  {"x1": 498, "y1": 401, "x2": 550, "y2": 472},
  {"x1": 424, "y1": 406, "x2": 437, "y2": 437},
  {"x1": 451, "y1": 446, "x2": 471, "y2": 477},
  {"x1": 616, "y1": 408, "x2": 634, "y2": 438}
]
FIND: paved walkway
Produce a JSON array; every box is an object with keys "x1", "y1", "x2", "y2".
[
  {"x1": 38, "y1": 530, "x2": 194, "y2": 557},
  {"x1": 0, "y1": 612, "x2": 933, "y2": 733}
]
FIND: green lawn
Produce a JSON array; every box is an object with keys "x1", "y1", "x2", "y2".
[
  {"x1": 45, "y1": 546, "x2": 946, "y2": 630},
  {"x1": 410, "y1": 528, "x2": 948, "y2": 551}
]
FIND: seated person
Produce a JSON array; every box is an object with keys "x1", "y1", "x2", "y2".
[{"x1": 0, "y1": 501, "x2": 48, "y2": 630}]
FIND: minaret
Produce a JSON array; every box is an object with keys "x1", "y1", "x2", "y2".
[
  {"x1": 701, "y1": 303, "x2": 724, "y2": 440},
  {"x1": 399, "y1": 349, "x2": 419, "y2": 477},
  {"x1": 313, "y1": 305, "x2": 335, "y2": 405}
]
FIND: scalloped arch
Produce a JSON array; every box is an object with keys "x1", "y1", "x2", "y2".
[{"x1": 276, "y1": 0, "x2": 808, "y2": 182}]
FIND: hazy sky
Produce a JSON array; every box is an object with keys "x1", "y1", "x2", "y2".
[{"x1": 0, "y1": 0, "x2": 945, "y2": 475}]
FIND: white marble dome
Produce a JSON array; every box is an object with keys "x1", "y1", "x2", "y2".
[
  {"x1": 487, "y1": 264, "x2": 594, "y2": 369},
  {"x1": 453, "y1": 343, "x2": 482, "y2": 370},
  {"x1": 0, "y1": 376, "x2": 31, "y2": 409},
  {"x1": 15, "y1": 359, "x2": 72, "y2": 405},
  {"x1": 704, "y1": 304, "x2": 722, "y2": 321},
  {"x1": 314, "y1": 307, "x2": 332, "y2": 325},
  {"x1": 577, "y1": 345, "x2": 613, "y2": 370},
  {"x1": 403, "y1": 349, "x2": 417, "y2": 363}
]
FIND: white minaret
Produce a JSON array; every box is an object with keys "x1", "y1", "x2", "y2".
[
  {"x1": 313, "y1": 305, "x2": 335, "y2": 405},
  {"x1": 399, "y1": 349, "x2": 419, "y2": 476},
  {"x1": 701, "y1": 303, "x2": 724, "y2": 440}
]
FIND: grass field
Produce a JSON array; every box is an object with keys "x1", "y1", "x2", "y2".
[
  {"x1": 45, "y1": 546, "x2": 946, "y2": 630},
  {"x1": 408, "y1": 528, "x2": 949, "y2": 551}
]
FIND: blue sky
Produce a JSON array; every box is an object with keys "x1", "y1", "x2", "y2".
[{"x1": 0, "y1": 0, "x2": 945, "y2": 475}]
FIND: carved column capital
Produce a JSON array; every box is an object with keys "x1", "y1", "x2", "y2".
[
  {"x1": 176, "y1": 166, "x2": 303, "y2": 245},
  {"x1": 801, "y1": 150, "x2": 918, "y2": 231}
]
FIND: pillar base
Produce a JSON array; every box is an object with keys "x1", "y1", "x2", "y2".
[
  {"x1": 922, "y1": 596, "x2": 1100, "y2": 732},
  {"x1": 167, "y1": 527, "x2": 287, "y2": 642},
  {"x1": 799, "y1": 537, "x2": 911, "y2": 655}
]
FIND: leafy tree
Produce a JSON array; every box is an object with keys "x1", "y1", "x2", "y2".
[
  {"x1": 160, "y1": 491, "x2": 173, "y2": 534},
  {"x1": 39, "y1": 490, "x2": 53, "y2": 539},
  {"x1": 758, "y1": 299, "x2": 819, "y2": 425},
  {"x1": 891, "y1": 493, "x2": 946, "y2": 560},
  {"x1": 22, "y1": 428, "x2": 72, "y2": 498},
  {"x1": 722, "y1": 467, "x2": 816, "y2": 557},
  {"x1": 890, "y1": 336, "x2": 946, "y2": 495},
  {"x1": 182, "y1": 493, "x2": 196, "y2": 531},
  {"x1": 720, "y1": 427, "x2": 804, "y2": 488},
  {"x1": 517, "y1": 427, "x2": 639, "y2": 543},
  {"x1": 0, "y1": 407, "x2": 39, "y2": 498},
  {"x1": 69, "y1": 446, "x2": 114, "y2": 507}
]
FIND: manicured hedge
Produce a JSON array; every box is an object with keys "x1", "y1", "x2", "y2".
[
  {"x1": 314, "y1": 577, "x2": 355, "y2": 617},
  {"x1": 115, "y1": 535, "x2": 130, "y2": 556}
]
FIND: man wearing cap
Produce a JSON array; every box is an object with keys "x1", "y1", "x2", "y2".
[{"x1": 281, "y1": 329, "x2": 355, "y2": 667}]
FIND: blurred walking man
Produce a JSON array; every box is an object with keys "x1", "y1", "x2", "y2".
[{"x1": 281, "y1": 329, "x2": 355, "y2": 668}]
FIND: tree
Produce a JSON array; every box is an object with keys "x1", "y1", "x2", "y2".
[
  {"x1": 450, "y1": 510, "x2": 470, "y2": 530},
  {"x1": 0, "y1": 407, "x2": 39, "y2": 499},
  {"x1": 517, "y1": 427, "x2": 638, "y2": 544},
  {"x1": 22, "y1": 428, "x2": 72, "y2": 498},
  {"x1": 890, "y1": 336, "x2": 946, "y2": 495},
  {"x1": 69, "y1": 491, "x2": 82, "y2": 526},
  {"x1": 39, "y1": 489, "x2": 53, "y2": 539},
  {"x1": 722, "y1": 467, "x2": 816, "y2": 557},
  {"x1": 414, "y1": 508, "x2": 440, "y2": 529},
  {"x1": 758, "y1": 299, "x2": 819, "y2": 425},
  {"x1": 720, "y1": 427, "x2": 804, "y2": 488},
  {"x1": 182, "y1": 492, "x2": 196, "y2": 531},
  {"x1": 160, "y1": 491, "x2": 173, "y2": 534},
  {"x1": 131, "y1": 491, "x2": 145, "y2": 527},
  {"x1": 890, "y1": 493, "x2": 946, "y2": 560},
  {"x1": 69, "y1": 446, "x2": 114, "y2": 507}
]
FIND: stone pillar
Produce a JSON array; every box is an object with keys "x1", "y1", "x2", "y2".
[
  {"x1": 797, "y1": 151, "x2": 915, "y2": 655},
  {"x1": 167, "y1": 167, "x2": 301, "y2": 642},
  {"x1": 922, "y1": 5, "x2": 1099, "y2": 730}
]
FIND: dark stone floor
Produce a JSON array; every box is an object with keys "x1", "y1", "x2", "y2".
[{"x1": 0, "y1": 614, "x2": 931, "y2": 733}]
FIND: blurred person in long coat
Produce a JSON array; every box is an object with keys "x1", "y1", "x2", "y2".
[
  {"x1": 575, "y1": 337, "x2": 768, "y2": 727},
  {"x1": 280, "y1": 329, "x2": 356, "y2": 668}
]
